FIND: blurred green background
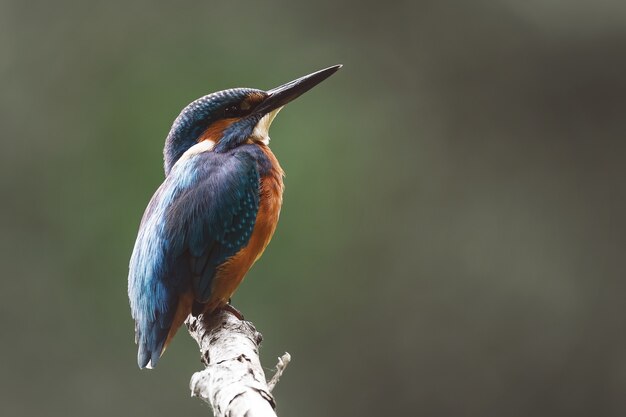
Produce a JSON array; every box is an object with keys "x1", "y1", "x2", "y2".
[{"x1": 2, "y1": 0, "x2": 626, "y2": 416}]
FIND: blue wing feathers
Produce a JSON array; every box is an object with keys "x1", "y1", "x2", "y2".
[{"x1": 128, "y1": 148, "x2": 261, "y2": 368}]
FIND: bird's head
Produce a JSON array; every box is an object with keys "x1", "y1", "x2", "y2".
[{"x1": 163, "y1": 65, "x2": 342, "y2": 175}]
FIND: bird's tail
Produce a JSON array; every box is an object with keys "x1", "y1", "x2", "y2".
[
  {"x1": 135, "y1": 317, "x2": 170, "y2": 369},
  {"x1": 135, "y1": 292, "x2": 193, "y2": 369}
]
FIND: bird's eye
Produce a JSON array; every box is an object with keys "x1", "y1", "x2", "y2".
[{"x1": 224, "y1": 105, "x2": 242, "y2": 118}]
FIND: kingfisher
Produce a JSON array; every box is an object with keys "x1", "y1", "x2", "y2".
[{"x1": 128, "y1": 65, "x2": 341, "y2": 369}]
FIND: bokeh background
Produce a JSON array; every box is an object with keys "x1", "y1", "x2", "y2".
[{"x1": 2, "y1": 0, "x2": 626, "y2": 416}]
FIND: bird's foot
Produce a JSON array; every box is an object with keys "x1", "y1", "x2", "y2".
[{"x1": 220, "y1": 302, "x2": 244, "y2": 320}]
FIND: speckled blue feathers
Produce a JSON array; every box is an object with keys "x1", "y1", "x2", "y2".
[
  {"x1": 163, "y1": 88, "x2": 262, "y2": 175},
  {"x1": 128, "y1": 147, "x2": 262, "y2": 368}
]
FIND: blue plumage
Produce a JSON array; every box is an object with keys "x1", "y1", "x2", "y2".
[{"x1": 129, "y1": 147, "x2": 262, "y2": 368}]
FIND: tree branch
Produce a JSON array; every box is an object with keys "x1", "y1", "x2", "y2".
[
  {"x1": 185, "y1": 310, "x2": 289, "y2": 417},
  {"x1": 267, "y1": 352, "x2": 291, "y2": 393}
]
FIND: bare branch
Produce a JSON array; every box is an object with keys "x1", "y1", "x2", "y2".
[
  {"x1": 268, "y1": 353, "x2": 291, "y2": 393},
  {"x1": 185, "y1": 310, "x2": 288, "y2": 417}
]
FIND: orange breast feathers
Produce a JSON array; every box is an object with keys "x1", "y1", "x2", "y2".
[{"x1": 205, "y1": 145, "x2": 285, "y2": 312}]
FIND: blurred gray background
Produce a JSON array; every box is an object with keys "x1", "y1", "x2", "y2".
[{"x1": 1, "y1": 1, "x2": 625, "y2": 416}]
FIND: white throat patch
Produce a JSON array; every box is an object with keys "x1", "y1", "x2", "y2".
[{"x1": 250, "y1": 107, "x2": 283, "y2": 145}]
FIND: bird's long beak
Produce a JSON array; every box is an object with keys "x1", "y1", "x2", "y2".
[{"x1": 254, "y1": 64, "x2": 342, "y2": 116}]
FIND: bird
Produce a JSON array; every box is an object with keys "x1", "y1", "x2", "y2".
[{"x1": 128, "y1": 65, "x2": 341, "y2": 369}]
